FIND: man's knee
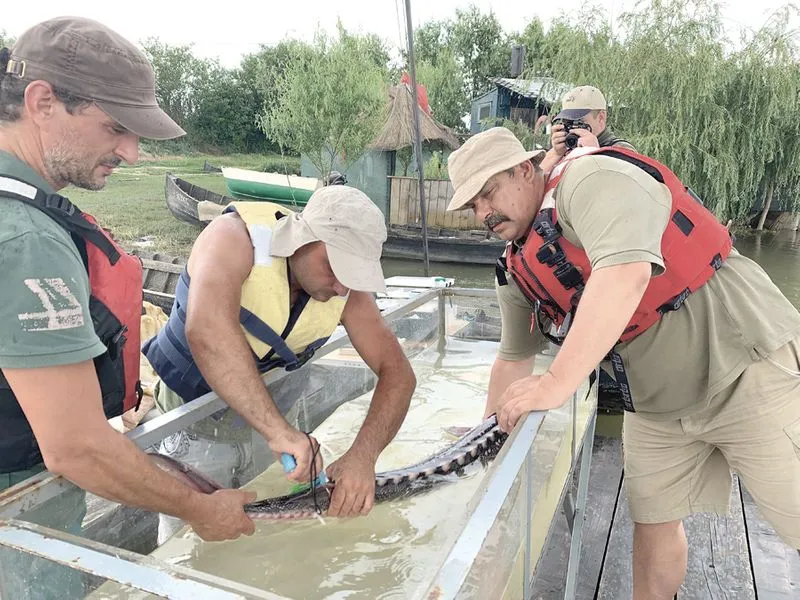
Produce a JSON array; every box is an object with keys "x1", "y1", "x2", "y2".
[
  {"x1": 634, "y1": 519, "x2": 684, "y2": 537},
  {"x1": 634, "y1": 520, "x2": 687, "y2": 555}
]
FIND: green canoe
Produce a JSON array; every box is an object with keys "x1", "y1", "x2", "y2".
[{"x1": 222, "y1": 167, "x2": 322, "y2": 207}]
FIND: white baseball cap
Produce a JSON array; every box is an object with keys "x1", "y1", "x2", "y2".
[{"x1": 270, "y1": 186, "x2": 388, "y2": 293}]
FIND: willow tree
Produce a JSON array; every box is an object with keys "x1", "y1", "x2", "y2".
[
  {"x1": 725, "y1": 7, "x2": 800, "y2": 227},
  {"x1": 0, "y1": 31, "x2": 15, "y2": 49},
  {"x1": 259, "y1": 24, "x2": 388, "y2": 179},
  {"x1": 518, "y1": 0, "x2": 800, "y2": 223}
]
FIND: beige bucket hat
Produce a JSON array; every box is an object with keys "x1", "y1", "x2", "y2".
[{"x1": 447, "y1": 127, "x2": 545, "y2": 211}]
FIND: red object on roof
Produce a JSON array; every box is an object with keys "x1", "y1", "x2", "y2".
[{"x1": 400, "y1": 72, "x2": 431, "y2": 115}]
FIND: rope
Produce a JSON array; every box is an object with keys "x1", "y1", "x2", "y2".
[{"x1": 304, "y1": 432, "x2": 323, "y2": 514}]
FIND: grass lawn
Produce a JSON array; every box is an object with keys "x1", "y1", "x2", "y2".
[{"x1": 69, "y1": 153, "x2": 300, "y2": 257}]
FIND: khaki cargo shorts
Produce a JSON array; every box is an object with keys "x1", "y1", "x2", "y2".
[{"x1": 623, "y1": 337, "x2": 800, "y2": 548}]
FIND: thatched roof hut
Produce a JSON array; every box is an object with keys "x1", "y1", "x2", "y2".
[{"x1": 370, "y1": 84, "x2": 461, "y2": 151}]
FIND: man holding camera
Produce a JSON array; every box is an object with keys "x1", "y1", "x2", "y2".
[{"x1": 550, "y1": 85, "x2": 634, "y2": 156}]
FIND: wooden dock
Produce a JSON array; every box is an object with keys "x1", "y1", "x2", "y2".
[{"x1": 532, "y1": 436, "x2": 800, "y2": 599}]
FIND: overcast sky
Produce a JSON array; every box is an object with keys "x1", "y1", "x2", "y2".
[{"x1": 2, "y1": 0, "x2": 795, "y2": 68}]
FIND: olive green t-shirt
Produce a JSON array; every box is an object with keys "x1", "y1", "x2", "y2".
[
  {"x1": 0, "y1": 151, "x2": 105, "y2": 370},
  {"x1": 597, "y1": 128, "x2": 636, "y2": 152},
  {"x1": 497, "y1": 154, "x2": 800, "y2": 419}
]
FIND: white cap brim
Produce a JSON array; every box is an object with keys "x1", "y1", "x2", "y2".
[{"x1": 327, "y1": 245, "x2": 386, "y2": 293}]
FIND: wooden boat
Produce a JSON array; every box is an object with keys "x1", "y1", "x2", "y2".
[
  {"x1": 165, "y1": 175, "x2": 506, "y2": 265},
  {"x1": 164, "y1": 174, "x2": 233, "y2": 226},
  {"x1": 222, "y1": 166, "x2": 321, "y2": 206},
  {"x1": 382, "y1": 224, "x2": 504, "y2": 265}
]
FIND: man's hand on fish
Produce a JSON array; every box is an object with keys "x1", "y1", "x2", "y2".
[
  {"x1": 497, "y1": 373, "x2": 571, "y2": 433},
  {"x1": 268, "y1": 426, "x2": 324, "y2": 484},
  {"x1": 325, "y1": 449, "x2": 377, "y2": 517},
  {"x1": 187, "y1": 488, "x2": 257, "y2": 541}
]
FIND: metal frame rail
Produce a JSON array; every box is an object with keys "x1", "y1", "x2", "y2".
[{"x1": 0, "y1": 288, "x2": 598, "y2": 600}]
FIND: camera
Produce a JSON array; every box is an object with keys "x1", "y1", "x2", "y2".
[{"x1": 555, "y1": 119, "x2": 592, "y2": 150}]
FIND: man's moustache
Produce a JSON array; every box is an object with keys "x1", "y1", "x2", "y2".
[{"x1": 485, "y1": 214, "x2": 509, "y2": 229}]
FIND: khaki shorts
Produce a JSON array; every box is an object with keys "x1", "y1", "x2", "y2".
[{"x1": 623, "y1": 337, "x2": 800, "y2": 548}]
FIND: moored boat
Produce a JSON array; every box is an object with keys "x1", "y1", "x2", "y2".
[{"x1": 222, "y1": 166, "x2": 321, "y2": 207}]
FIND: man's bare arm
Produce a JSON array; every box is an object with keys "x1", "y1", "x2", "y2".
[
  {"x1": 5, "y1": 361, "x2": 255, "y2": 541},
  {"x1": 183, "y1": 215, "x2": 319, "y2": 480},
  {"x1": 184, "y1": 215, "x2": 292, "y2": 440},
  {"x1": 485, "y1": 356, "x2": 536, "y2": 418}
]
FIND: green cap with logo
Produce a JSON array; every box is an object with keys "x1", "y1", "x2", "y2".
[{"x1": 3, "y1": 16, "x2": 185, "y2": 140}]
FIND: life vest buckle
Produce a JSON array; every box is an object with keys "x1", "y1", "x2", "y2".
[
  {"x1": 657, "y1": 287, "x2": 691, "y2": 314},
  {"x1": 554, "y1": 262, "x2": 584, "y2": 290},
  {"x1": 285, "y1": 346, "x2": 317, "y2": 372},
  {"x1": 536, "y1": 241, "x2": 565, "y2": 267}
]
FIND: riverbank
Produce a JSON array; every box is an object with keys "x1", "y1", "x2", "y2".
[{"x1": 71, "y1": 153, "x2": 298, "y2": 256}]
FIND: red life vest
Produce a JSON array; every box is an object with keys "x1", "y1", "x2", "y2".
[
  {"x1": 0, "y1": 177, "x2": 143, "y2": 472},
  {"x1": 80, "y1": 212, "x2": 144, "y2": 415},
  {"x1": 505, "y1": 146, "x2": 732, "y2": 344}
]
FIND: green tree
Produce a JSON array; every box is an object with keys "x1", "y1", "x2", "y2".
[
  {"x1": 416, "y1": 49, "x2": 468, "y2": 131},
  {"x1": 260, "y1": 26, "x2": 387, "y2": 179},
  {"x1": 0, "y1": 30, "x2": 15, "y2": 49},
  {"x1": 140, "y1": 38, "x2": 203, "y2": 129},
  {"x1": 532, "y1": 0, "x2": 800, "y2": 222},
  {"x1": 191, "y1": 64, "x2": 266, "y2": 153},
  {"x1": 414, "y1": 20, "x2": 448, "y2": 65},
  {"x1": 447, "y1": 5, "x2": 510, "y2": 99}
]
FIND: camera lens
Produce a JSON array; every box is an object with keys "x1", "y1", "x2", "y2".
[{"x1": 565, "y1": 133, "x2": 579, "y2": 150}]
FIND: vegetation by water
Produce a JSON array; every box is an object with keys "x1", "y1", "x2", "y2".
[
  {"x1": 7, "y1": 1, "x2": 795, "y2": 222},
  {"x1": 70, "y1": 153, "x2": 298, "y2": 256}
]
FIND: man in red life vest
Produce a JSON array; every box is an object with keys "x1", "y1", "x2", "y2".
[
  {"x1": 0, "y1": 15, "x2": 257, "y2": 556},
  {"x1": 446, "y1": 126, "x2": 800, "y2": 598}
]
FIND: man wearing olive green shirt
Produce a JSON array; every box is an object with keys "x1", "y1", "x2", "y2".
[{"x1": 446, "y1": 126, "x2": 800, "y2": 599}]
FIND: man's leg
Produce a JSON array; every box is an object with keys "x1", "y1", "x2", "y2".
[
  {"x1": 711, "y1": 339, "x2": 800, "y2": 549},
  {"x1": 633, "y1": 520, "x2": 687, "y2": 600},
  {"x1": 623, "y1": 412, "x2": 732, "y2": 598}
]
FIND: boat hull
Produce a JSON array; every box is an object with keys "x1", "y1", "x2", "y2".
[{"x1": 222, "y1": 167, "x2": 320, "y2": 206}]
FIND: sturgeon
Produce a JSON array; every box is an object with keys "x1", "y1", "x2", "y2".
[{"x1": 149, "y1": 415, "x2": 507, "y2": 520}]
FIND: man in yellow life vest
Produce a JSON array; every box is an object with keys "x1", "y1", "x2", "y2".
[{"x1": 143, "y1": 185, "x2": 416, "y2": 535}]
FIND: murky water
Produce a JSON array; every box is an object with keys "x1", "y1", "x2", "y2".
[
  {"x1": 734, "y1": 229, "x2": 800, "y2": 309},
  {"x1": 385, "y1": 230, "x2": 800, "y2": 307},
  {"x1": 144, "y1": 338, "x2": 500, "y2": 600}
]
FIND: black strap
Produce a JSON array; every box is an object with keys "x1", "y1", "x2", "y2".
[
  {"x1": 592, "y1": 150, "x2": 665, "y2": 184},
  {"x1": 243, "y1": 291, "x2": 312, "y2": 368},
  {"x1": 0, "y1": 175, "x2": 120, "y2": 265},
  {"x1": 532, "y1": 209, "x2": 585, "y2": 296},
  {"x1": 495, "y1": 256, "x2": 508, "y2": 286},
  {"x1": 608, "y1": 350, "x2": 635, "y2": 412}
]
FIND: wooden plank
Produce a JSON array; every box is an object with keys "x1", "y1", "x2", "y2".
[
  {"x1": 530, "y1": 436, "x2": 624, "y2": 600},
  {"x1": 599, "y1": 474, "x2": 757, "y2": 600},
  {"x1": 399, "y1": 178, "x2": 410, "y2": 226},
  {"x1": 431, "y1": 179, "x2": 442, "y2": 228},
  {"x1": 407, "y1": 177, "x2": 418, "y2": 225},
  {"x1": 424, "y1": 180, "x2": 436, "y2": 227},
  {"x1": 389, "y1": 177, "x2": 399, "y2": 225},
  {"x1": 677, "y1": 473, "x2": 755, "y2": 599},
  {"x1": 140, "y1": 258, "x2": 184, "y2": 275},
  {"x1": 443, "y1": 180, "x2": 456, "y2": 229},
  {"x1": 596, "y1": 481, "x2": 634, "y2": 600},
  {"x1": 741, "y1": 485, "x2": 800, "y2": 598}
]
